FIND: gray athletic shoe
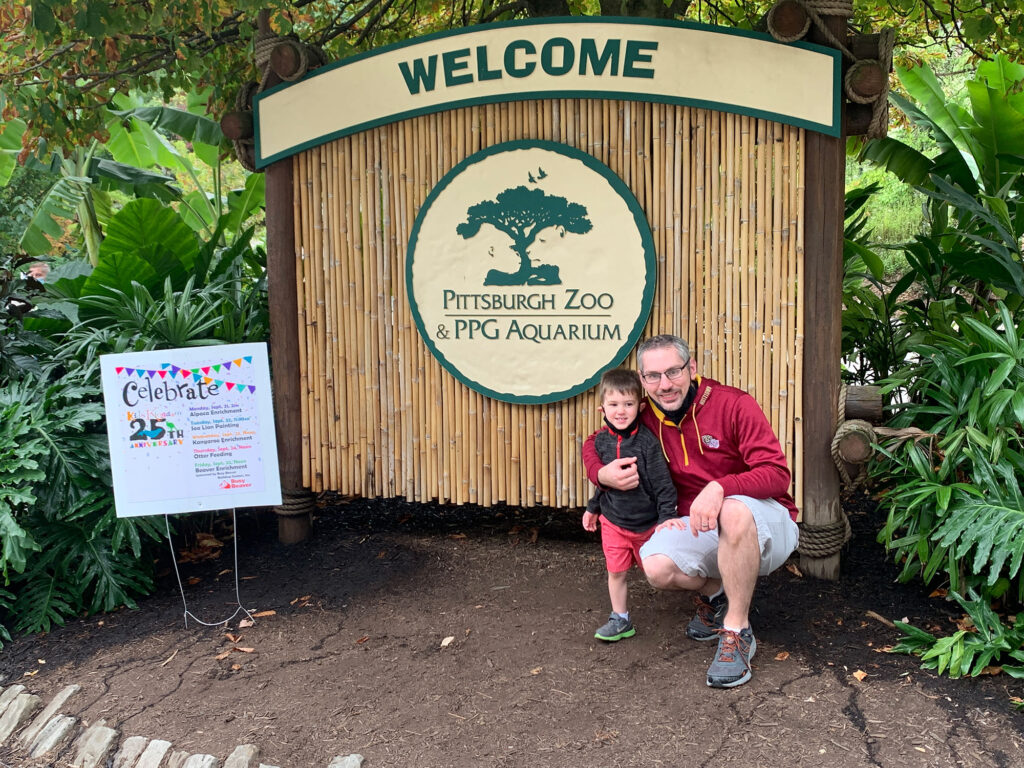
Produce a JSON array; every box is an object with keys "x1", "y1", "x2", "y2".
[
  {"x1": 686, "y1": 593, "x2": 727, "y2": 641},
  {"x1": 594, "y1": 612, "x2": 636, "y2": 642},
  {"x1": 706, "y1": 627, "x2": 757, "y2": 688}
]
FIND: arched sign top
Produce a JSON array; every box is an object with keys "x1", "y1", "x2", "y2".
[{"x1": 254, "y1": 17, "x2": 841, "y2": 167}]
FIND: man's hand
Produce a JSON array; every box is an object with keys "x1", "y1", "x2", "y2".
[
  {"x1": 582, "y1": 511, "x2": 599, "y2": 532},
  {"x1": 596, "y1": 456, "x2": 639, "y2": 491},
  {"x1": 688, "y1": 481, "x2": 724, "y2": 537}
]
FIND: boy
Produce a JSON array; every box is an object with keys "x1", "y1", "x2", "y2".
[{"x1": 583, "y1": 368, "x2": 677, "y2": 641}]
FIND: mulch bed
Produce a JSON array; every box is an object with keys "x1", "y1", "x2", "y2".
[{"x1": 1, "y1": 490, "x2": 1022, "y2": 767}]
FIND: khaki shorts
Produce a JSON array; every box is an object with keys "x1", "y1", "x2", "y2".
[{"x1": 638, "y1": 495, "x2": 799, "y2": 580}]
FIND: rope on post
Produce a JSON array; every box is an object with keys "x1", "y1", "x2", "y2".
[
  {"x1": 277, "y1": 488, "x2": 316, "y2": 517},
  {"x1": 231, "y1": 81, "x2": 260, "y2": 172},
  {"x1": 230, "y1": 15, "x2": 325, "y2": 171},
  {"x1": 866, "y1": 28, "x2": 894, "y2": 139},
  {"x1": 790, "y1": 0, "x2": 856, "y2": 59},
  {"x1": 765, "y1": 1, "x2": 811, "y2": 43},
  {"x1": 831, "y1": 418, "x2": 875, "y2": 485},
  {"x1": 798, "y1": 516, "x2": 852, "y2": 557},
  {"x1": 765, "y1": 0, "x2": 893, "y2": 139},
  {"x1": 800, "y1": 381, "x2": 856, "y2": 558}
]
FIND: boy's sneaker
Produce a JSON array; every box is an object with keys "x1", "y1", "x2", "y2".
[
  {"x1": 594, "y1": 612, "x2": 636, "y2": 642},
  {"x1": 686, "y1": 593, "x2": 727, "y2": 641},
  {"x1": 706, "y1": 627, "x2": 757, "y2": 688}
]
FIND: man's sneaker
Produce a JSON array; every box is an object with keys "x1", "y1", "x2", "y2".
[
  {"x1": 594, "y1": 612, "x2": 636, "y2": 642},
  {"x1": 686, "y1": 593, "x2": 727, "y2": 641},
  {"x1": 706, "y1": 627, "x2": 757, "y2": 688}
]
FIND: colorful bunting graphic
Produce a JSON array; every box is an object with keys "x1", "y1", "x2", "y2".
[{"x1": 114, "y1": 355, "x2": 259, "y2": 393}]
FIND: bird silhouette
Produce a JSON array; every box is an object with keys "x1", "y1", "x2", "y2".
[
  {"x1": 537, "y1": 167, "x2": 547, "y2": 179},
  {"x1": 528, "y1": 171, "x2": 536, "y2": 183}
]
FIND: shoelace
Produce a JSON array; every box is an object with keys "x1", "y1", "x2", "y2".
[
  {"x1": 693, "y1": 595, "x2": 717, "y2": 628},
  {"x1": 714, "y1": 629, "x2": 751, "y2": 669}
]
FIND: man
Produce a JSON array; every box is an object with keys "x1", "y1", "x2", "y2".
[{"x1": 582, "y1": 334, "x2": 799, "y2": 688}]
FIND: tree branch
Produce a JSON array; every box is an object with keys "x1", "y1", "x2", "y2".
[{"x1": 480, "y1": 1, "x2": 529, "y2": 23}]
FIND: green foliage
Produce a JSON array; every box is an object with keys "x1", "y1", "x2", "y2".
[
  {"x1": 0, "y1": 251, "x2": 55, "y2": 383},
  {"x1": 846, "y1": 129, "x2": 929, "y2": 251},
  {"x1": 874, "y1": 303, "x2": 1024, "y2": 594},
  {"x1": 840, "y1": 184, "x2": 914, "y2": 387},
  {"x1": 846, "y1": 55, "x2": 1024, "y2": 388},
  {"x1": 860, "y1": 54, "x2": 1024, "y2": 208},
  {"x1": 0, "y1": 154, "x2": 268, "y2": 643},
  {"x1": 0, "y1": 376, "x2": 164, "y2": 640},
  {"x1": 3, "y1": 1, "x2": 1021, "y2": 154},
  {"x1": 842, "y1": 55, "x2": 1024, "y2": 688},
  {"x1": 0, "y1": 586, "x2": 12, "y2": 645},
  {"x1": 891, "y1": 591, "x2": 1024, "y2": 680}
]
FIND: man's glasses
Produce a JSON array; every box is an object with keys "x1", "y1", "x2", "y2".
[{"x1": 640, "y1": 364, "x2": 689, "y2": 386}]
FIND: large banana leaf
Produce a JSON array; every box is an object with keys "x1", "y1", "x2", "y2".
[
  {"x1": 90, "y1": 158, "x2": 180, "y2": 202},
  {"x1": 177, "y1": 190, "x2": 217, "y2": 233},
  {"x1": 18, "y1": 176, "x2": 91, "y2": 256},
  {"x1": 109, "y1": 105, "x2": 223, "y2": 147},
  {"x1": 897, "y1": 63, "x2": 980, "y2": 161},
  {"x1": 976, "y1": 56, "x2": 1024, "y2": 113},
  {"x1": 858, "y1": 136, "x2": 933, "y2": 186},
  {"x1": 104, "y1": 112, "x2": 157, "y2": 169},
  {"x1": 966, "y1": 80, "x2": 1024, "y2": 193},
  {"x1": 222, "y1": 173, "x2": 266, "y2": 238},
  {"x1": 0, "y1": 118, "x2": 26, "y2": 186}
]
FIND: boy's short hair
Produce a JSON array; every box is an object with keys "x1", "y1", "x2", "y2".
[{"x1": 598, "y1": 368, "x2": 643, "y2": 402}]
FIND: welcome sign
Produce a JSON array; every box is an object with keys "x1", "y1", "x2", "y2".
[
  {"x1": 100, "y1": 343, "x2": 282, "y2": 517},
  {"x1": 407, "y1": 140, "x2": 655, "y2": 403},
  {"x1": 254, "y1": 17, "x2": 840, "y2": 166}
]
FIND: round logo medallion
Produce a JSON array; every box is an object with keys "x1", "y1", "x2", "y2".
[{"x1": 407, "y1": 140, "x2": 656, "y2": 403}]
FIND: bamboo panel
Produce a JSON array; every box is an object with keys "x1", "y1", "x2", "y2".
[{"x1": 291, "y1": 101, "x2": 805, "y2": 509}]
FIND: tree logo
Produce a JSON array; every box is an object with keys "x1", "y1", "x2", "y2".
[
  {"x1": 457, "y1": 183, "x2": 592, "y2": 286},
  {"x1": 407, "y1": 140, "x2": 655, "y2": 404}
]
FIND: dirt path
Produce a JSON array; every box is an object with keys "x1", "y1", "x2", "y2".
[{"x1": 2, "y1": 494, "x2": 1022, "y2": 767}]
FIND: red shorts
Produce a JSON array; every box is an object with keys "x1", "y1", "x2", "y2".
[{"x1": 600, "y1": 517, "x2": 656, "y2": 573}]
